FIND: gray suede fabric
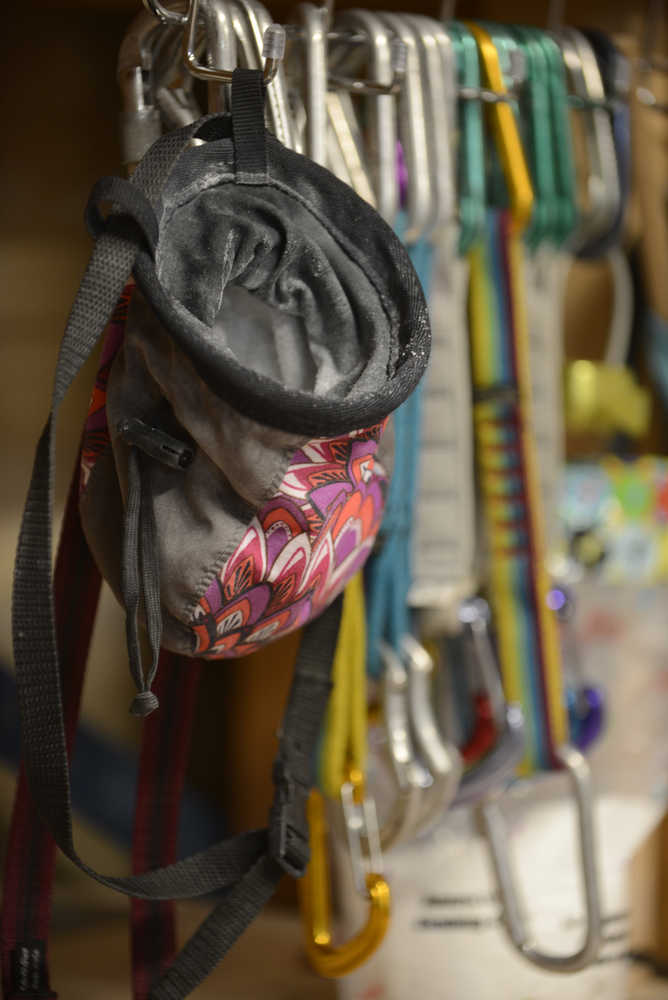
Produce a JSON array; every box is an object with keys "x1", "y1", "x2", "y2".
[
  {"x1": 155, "y1": 181, "x2": 387, "y2": 401},
  {"x1": 98, "y1": 288, "x2": 309, "y2": 631}
]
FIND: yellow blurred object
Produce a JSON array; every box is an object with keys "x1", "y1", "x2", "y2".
[
  {"x1": 300, "y1": 577, "x2": 391, "y2": 978},
  {"x1": 565, "y1": 360, "x2": 652, "y2": 438},
  {"x1": 299, "y1": 780, "x2": 391, "y2": 979}
]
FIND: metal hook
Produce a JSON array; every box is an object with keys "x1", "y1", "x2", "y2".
[
  {"x1": 199, "y1": 0, "x2": 237, "y2": 112},
  {"x1": 329, "y1": 34, "x2": 407, "y2": 96},
  {"x1": 153, "y1": 24, "x2": 203, "y2": 126},
  {"x1": 435, "y1": 597, "x2": 527, "y2": 809},
  {"x1": 117, "y1": 10, "x2": 165, "y2": 169},
  {"x1": 479, "y1": 743, "x2": 603, "y2": 972},
  {"x1": 401, "y1": 634, "x2": 462, "y2": 831},
  {"x1": 185, "y1": 0, "x2": 285, "y2": 85},
  {"x1": 299, "y1": 782, "x2": 391, "y2": 978},
  {"x1": 296, "y1": 2, "x2": 328, "y2": 164},
  {"x1": 377, "y1": 13, "x2": 435, "y2": 243},
  {"x1": 228, "y1": 0, "x2": 297, "y2": 150},
  {"x1": 324, "y1": 88, "x2": 377, "y2": 204},
  {"x1": 329, "y1": 10, "x2": 401, "y2": 223},
  {"x1": 556, "y1": 29, "x2": 620, "y2": 250},
  {"x1": 143, "y1": 0, "x2": 190, "y2": 27},
  {"x1": 379, "y1": 641, "x2": 430, "y2": 850}
]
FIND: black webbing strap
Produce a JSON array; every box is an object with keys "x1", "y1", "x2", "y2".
[{"x1": 231, "y1": 68, "x2": 268, "y2": 182}]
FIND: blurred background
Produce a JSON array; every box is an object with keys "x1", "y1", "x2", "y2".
[{"x1": 1, "y1": 0, "x2": 668, "y2": 997}]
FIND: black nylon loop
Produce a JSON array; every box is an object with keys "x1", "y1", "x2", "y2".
[
  {"x1": 85, "y1": 175, "x2": 159, "y2": 252},
  {"x1": 231, "y1": 68, "x2": 268, "y2": 181}
]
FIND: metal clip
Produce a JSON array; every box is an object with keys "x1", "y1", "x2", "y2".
[
  {"x1": 143, "y1": 0, "x2": 190, "y2": 27},
  {"x1": 380, "y1": 641, "x2": 429, "y2": 849},
  {"x1": 329, "y1": 34, "x2": 407, "y2": 95},
  {"x1": 401, "y1": 634, "x2": 462, "y2": 831},
  {"x1": 340, "y1": 770, "x2": 384, "y2": 896},
  {"x1": 299, "y1": 785, "x2": 390, "y2": 978},
  {"x1": 185, "y1": 0, "x2": 285, "y2": 84},
  {"x1": 479, "y1": 743, "x2": 603, "y2": 972}
]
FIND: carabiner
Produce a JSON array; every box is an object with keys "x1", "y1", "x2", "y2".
[
  {"x1": 300, "y1": 779, "x2": 391, "y2": 978},
  {"x1": 437, "y1": 597, "x2": 526, "y2": 808},
  {"x1": 479, "y1": 743, "x2": 602, "y2": 972},
  {"x1": 379, "y1": 641, "x2": 430, "y2": 849},
  {"x1": 401, "y1": 634, "x2": 462, "y2": 831}
]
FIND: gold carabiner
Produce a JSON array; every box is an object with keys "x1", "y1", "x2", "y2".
[
  {"x1": 299, "y1": 573, "x2": 390, "y2": 977},
  {"x1": 299, "y1": 778, "x2": 390, "y2": 978}
]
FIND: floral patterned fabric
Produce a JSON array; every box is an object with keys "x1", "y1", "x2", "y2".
[{"x1": 193, "y1": 426, "x2": 388, "y2": 658}]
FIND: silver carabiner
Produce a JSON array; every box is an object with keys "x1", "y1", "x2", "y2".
[
  {"x1": 479, "y1": 743, "x2": 603, "y2": 972},
  {"x1": 556, "y1": 29, "x2": 620, "y2": 250},
  {"x1": 438, "y1": 597, "x2": 526, "y2": 808},
  {"x1": 401, "y1": 634, "x2": 462, "y2": 832},
  {"x1": 379, "y1": 641, "x2": 430, "y2": 850},
  {"x1": 377, "y1": 12, "x2": 433, "y2": 243},
  {"x1": 117, "y1": 10, "x2": 164, "y2": 169},
  {"x1": 199, "y1": 0, "x2": 237, "y2": 112},
  {"x1": 330, "y1": 10, "x2": 400, "y2": 224},
  {"x1": 143, "y1": 0, "x2": 190, "y2": 27},
  {"x1": 324, "y1": 89, "x2": 377, "y2": 205},
  {"x1": 296, "y1": 2, "x2": 328, "y2": 165},
  {"x1": 403, "y1": 15, "x2": 458, "y2": 235},
  {"x1": 185, "y1": 0, "x2": 286, "y2": 89}
]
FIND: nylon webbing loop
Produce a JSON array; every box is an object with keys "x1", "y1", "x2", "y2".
[
  {"x1": 231, "y1": 68, "x2": 268, "y2": 182},
  {"x1": 468, "y1": 211, "x2": 567, "y2": 773},
  {"x1": 410, "y1": 235, "x2": 475, "y2": 606}
]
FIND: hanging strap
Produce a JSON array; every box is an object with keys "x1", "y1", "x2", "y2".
[
  {"x1": 131, "y1": 655, "x2": 202, "y2": 1000},
  {"x1": 468, "y1": 211, "x2": 567, "y2": 774},
  {"x1": 409, "y1": 231, "x2": 476, "y2": 610},
  {"x1": 524, "y1": 247, "x2": 569, "y2": 555},
  {"x1": 231, "y1": 67, "x2": 268, "y2": 181},
  {"x1": 1, "y1": 462, "x2": 102, "y2": 1000}
]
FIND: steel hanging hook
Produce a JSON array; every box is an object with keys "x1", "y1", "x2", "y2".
[
  {"x1": 184, "y1": 0, "x2": 286, "y2": 85},
  {"x1": 143, "y1": 0, "x2": 190, "y2": 27}
]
